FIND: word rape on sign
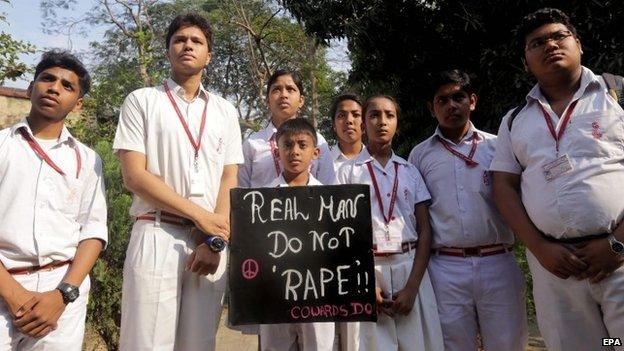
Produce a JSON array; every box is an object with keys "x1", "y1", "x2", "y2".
[{"x1": 228, "y1": 184, "x2": 376, "y2": 325}]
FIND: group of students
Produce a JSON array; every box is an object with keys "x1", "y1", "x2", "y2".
[{"x1": 1, "y1": 6, "x2": 623, "y2": 351}]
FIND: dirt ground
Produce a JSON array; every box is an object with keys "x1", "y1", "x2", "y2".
[{"x1": 83, "y1": 309, "x2": 546, "y2": 351}]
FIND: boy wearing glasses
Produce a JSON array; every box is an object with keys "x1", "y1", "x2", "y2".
[{"x1": 491, "y1": 8, "x2": 624, "y2": 350}]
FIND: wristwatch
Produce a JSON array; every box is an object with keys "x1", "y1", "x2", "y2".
[
  {"x1": 608, "y1": 234, "x2": 624, "y2": 256},
  {"x1": 204, "y1": 235, "x2": 227, "y2": 252},
  {"x1": 56, "y1": 282, "x2": 80, "y2": 304}
]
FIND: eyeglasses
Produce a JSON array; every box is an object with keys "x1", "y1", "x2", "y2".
[{"x1": 525, "y1": 30, "x2": 574, "y2": 52}]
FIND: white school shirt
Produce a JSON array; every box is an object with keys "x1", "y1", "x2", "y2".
[
  {"x1": 0, "y1": 120, "x2": 108, "y2": 269},
  {"x1": 113, "y1": 78, "x2": 244, "y2": 216},
  {"x1": 490, "y1": 66, "x2": 624, "y2": 239},
  {"x1": 267, "y1": 173, "x2": 323, "y2": 187},
  {"x1": 336, "y1": 148, "x2": 431, "y2": 244},
  {"x1": 238, "y1": 121, "x2": 335, "y2": 187},
  {"x1": 330, "y1": 144, "x2": 365, "y2": 173},
  {"x1": 408, "y1": 123, "x2": 513, "y2": 248}
]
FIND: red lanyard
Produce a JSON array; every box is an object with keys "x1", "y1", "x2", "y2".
[
  {"x1": 539, "y1": 100, "x2": 578, "y2": 153},
  {"x1": 437, "y1": 131, "x2": 479, "y2": 167},
  {"x1": 366, "y1": 161, "x2": 399, "y2": 227},
  {"x1": 163, "y1": 81, "x2": 207, "y2": 162},
  {"x1": 269, "y1": 133, "x2": 281, "y2": 176},
  {"x1": 18, "y1": 127, "x2": 81, "y2": 179}
]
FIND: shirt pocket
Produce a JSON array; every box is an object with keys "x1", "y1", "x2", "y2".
[
  {"x1": 56, "y1": 177, "x2": 85, "y2": 218},
  {"x1": 467, "y1": 166, "x2": 492, "y2": 195},
  {"x1": 565, "y1": 111, "x2": 624, "y2": 158}
]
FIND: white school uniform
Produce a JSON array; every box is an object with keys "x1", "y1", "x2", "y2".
[
  {"x1": 239, "y1": 121, "x2": 335, "y2": 188},
  {"x1": 113, "y1": 78, "x2": 243, "y2": 351},
  {"x1": 0, "y1": 120, "x2": 108, "y2": 351},
  {"x1": 329, "y1": 144, "x2": 365, "y2": 173},
  {"x1": 335, "y1": 149, "x2": 443, "y2": 351},
  {"x1": 491, "y1": 66, "x2": 624, "y2": 351},
  {"x1": 259, "y1": 173, "x2": 335, "y2": 351},
  {"x1": 330, "y1": 143, "x2": 364, "y2": 350},
  {"x1": 408, "y1": 123, "x2": 527, "y2": 351}
]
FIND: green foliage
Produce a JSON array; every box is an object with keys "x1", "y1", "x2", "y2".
[
  {"x1": 283, "y1": 0, "x2": 624, "y2": 156},
  {"x1": 68, "y1": 119, "x2": 132, "y2": 350},
  {"x1": 0, "y1": 1, "x2": 35, "y2": 83}
]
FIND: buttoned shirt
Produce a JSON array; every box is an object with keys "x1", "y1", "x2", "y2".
[
  {"x1": 238, "y1": 121, "x2": 335, "y2": 188},
  {"x1": 0, "y1": 120, "x2": 108, "y2": 269},
  {"x1": 330, "y1": 144, "x2": 365, "y2": 173},
  {"x1": 409, "y1": 123, "x2": 513, "y2": 248},
  {"x1": 113, "y1": 78, "x2": 244, "y2": 216},
  {"x1": 336, "y1": 148, "x2": 431, "y2": 244},
  {"x1": 267, "y1": 173, "x2": 323, "y2": 187},
  {"x1": 491, "y1": 66, "x2": 624, "y2": 239}
]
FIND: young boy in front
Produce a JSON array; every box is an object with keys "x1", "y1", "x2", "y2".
[
  {"x1": 0, "y1": 50, "x2": 107, "y2": 350},
  {"x1": 409, "y1": 70, "x2": 527, "y2": 350},
  {"x1": 259, "y1": 118, "x2": 335, "y2": 350}
]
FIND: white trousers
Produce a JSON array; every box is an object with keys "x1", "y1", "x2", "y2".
[
  {"x1": 527, "y1": 250, "x2": 624, "y2": 351},
  {"x1": 0, "y1": 265, "x2": 90, "y2": 351},
  {"x1": 343, "y1": 250, "x2": 444, "y2": 351},
  {"x1": 428, "y1": 251, "x2": 527, "y2": 351},
  {"x1": 119, "y1": 221, "x2": 227, "y2": 351},
  {"x1": 260, "y1": 322, "x2": 335, "y2": 351}
]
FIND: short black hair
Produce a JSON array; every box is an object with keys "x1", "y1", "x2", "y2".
[
  {"x1": 426, "y1": 70, "x2": 474, "y2": 102},
  {"x1": 33, "y1": 50, "x2": 90, "y2": 97},
  {"x1": 266, "y1": 69, "x2": 305, "y2": 97},
  {"x1": 330, "y1": 92, "x2": 363, "y2": 121},
  {"x1": 275, "y1": 118, "x2": 318, "y2": 146},
  {"x1": 166, "y1": 13, "x2": 213, "y2": 51},
  {"x1": 517, "y1": 8, "x2": 578, "y2": 56},
  {"x1": 363, "y1": 95, "x2": 401, "y2": 119}
]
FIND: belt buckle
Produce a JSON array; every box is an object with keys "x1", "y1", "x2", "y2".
[{"x1": 463, "y1": 247, "x2": 480, "y2": 257}]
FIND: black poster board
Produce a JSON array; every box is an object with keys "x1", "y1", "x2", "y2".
[{"x1": 228, "y1": 184, "x2": 377, "y2": 325}]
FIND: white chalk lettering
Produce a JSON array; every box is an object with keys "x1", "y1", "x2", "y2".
[
  {"x1": 267, "y1": 231, "x2": 302, "y2": 258},
  {"x1": 270, "y1": 196, "x2": 309, "y2": 221},
  {"x1": 282, "y1": 269, "x2": 302, "y2": 301},
  {"x1": 337, "y1": 265, "x2": 350, "y2": 295},
  {"x1": 339, "y1": 227, "x2": 354, "y2": 247},
  {"x1": 319, "y1": 268, "x2": 334, "y2": 297},
  {"x1": 303, "y1": 270, "x2": 319, "y2": 300},
  {"x1": 243, "y1": 191, "x2": 267, "y2": 224},
  {"x1": 318, "y1": 194, "x2": 365, "y2": 222}
]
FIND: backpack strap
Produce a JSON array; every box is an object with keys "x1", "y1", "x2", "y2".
[
  {"x1": 507, "y1": 101, "x2": 527, "y2": 131},
  {"x1": 602, "y1": 72, "x2": 624, "y2": 108}
]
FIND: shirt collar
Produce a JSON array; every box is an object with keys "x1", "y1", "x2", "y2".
[
  {"x1": 263, "y1": 121, "x2": 278, "y2": 141},
  {"x1": 165, "y1": 77, "x2": 209, "y2": 102},
  {"x1": 354, "y1": 147, "x2": 407, "y2": 166},
  {"x1": 433, "y1": 122, "x2": 479, "y2": 145},
  {"x1": 275, "y1": 173, "x2": 319, "y2": 186},
  {"x1": 331, "y1": 143, "x2": 365, "y2": 161},
  {"x1": 526, "y1": 66, "x2": 601, "y2": 104},
  {"x1": 12, "y1": 118, "x2": 76, "y2": 146}
]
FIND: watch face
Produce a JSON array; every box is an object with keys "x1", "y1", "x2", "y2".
[
  {"x1": 613, "y1": 241, "x2": 624, "y2": 253},
  {"x1": 210, "y1": 237, "x2": 226, "y2": 251}
]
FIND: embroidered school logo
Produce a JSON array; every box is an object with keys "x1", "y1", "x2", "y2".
[
  {"x1": 591, "y1": 121, "x2": 603, "y2": 139},
  {"x1": 482, "y1": 170, "x2": 490, "y2": 186}
]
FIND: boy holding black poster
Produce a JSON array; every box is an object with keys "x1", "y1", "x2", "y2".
[
  {"x1": 336, "y1": 96, "x2": 443, "y2": 351},
  {"x1": 258, "y1": 118, "x2": 335, "y2": 350}
]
